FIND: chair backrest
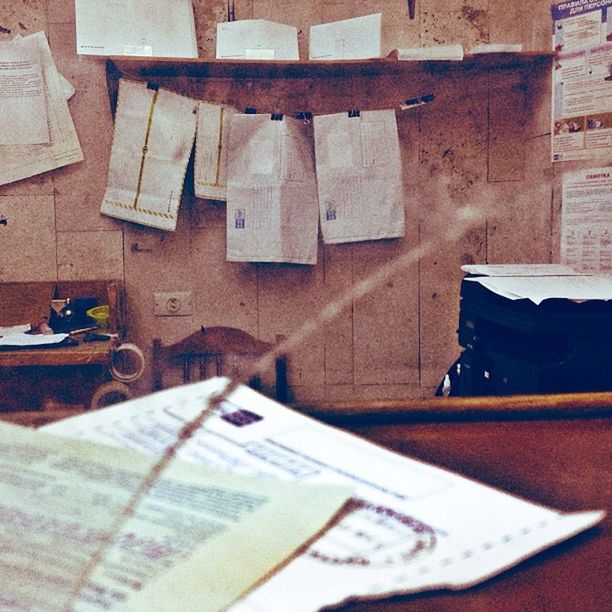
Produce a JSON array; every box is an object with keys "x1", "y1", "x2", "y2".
[{"x1": 152, "y1": 326, "x2": 289, "y2": 402}]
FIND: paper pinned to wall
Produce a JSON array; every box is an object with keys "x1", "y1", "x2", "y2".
[
  {"x1": 216, "y1": 20, "x2": 299, "y2": 60},
  {"x1": 226, "y1": 114, "x2": 319, "y2": 264},
  {"x1": 0, "y1": 31, "x2": 83, "y2": 187},
  {"x1": 309, "y1": 13, "x2": 382, "y2": 60},
  {"x1": 100, "y1": 79, "x2": 198, "y2": 231},
  {"x1": 194, "y1": 101, "x2": 238, "y2": 201},
  {"x1": 0, "y1": 35, "x2": 48, "y2": 145},
  {"x1": 74, "y1": 0, "x2": 198, "y2": 57},
  {"x1": 314, "y1": 109, "x2": 405, "y2": 244}
]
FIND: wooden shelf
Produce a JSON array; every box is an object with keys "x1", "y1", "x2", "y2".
[{"x1": 108, "y1": 52, "x2": 553, "y2": 80}]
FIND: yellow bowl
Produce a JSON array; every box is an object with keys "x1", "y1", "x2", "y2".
[{"x1": 86, "y1": 304, "x2": 110, "y2": 328}]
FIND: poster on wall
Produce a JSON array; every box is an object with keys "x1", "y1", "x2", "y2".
[
  {"x1": 561, "y1": 166, "x2": 612, "y2": 272},
  {"x1": 551, "y1": 0, "x2": 612, "y2": 162}
]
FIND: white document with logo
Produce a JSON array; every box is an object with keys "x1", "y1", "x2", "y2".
[
  {"x1": 0, "y1": 31, "x2": 83, "y2": 187},
  {"x1": 0, "y1": 421, "x2": 349, "y2": 612},
  {"x1": 309, "y1": 13, "x2": 382, "y2": 60},
  {"x1": 46, "y1": 378, "x2": 605, "y2": 612},
  {"x1": 0, "y1": 35, "x2": 48, "y2": 145},
  {"x1": 194, "y1": 101, "x2": 238, "y2": 201},
  {"x1": 226, "y1": 114, "x2": 319, "y2": 264},
  {"x1": 74, "y1": 0, "x2": 198, "y2": 57},
  {"x1": 216, "y1": 20, "x2": 299, "y2": 60},
  {"x1": 100, "y1": 79, "x2": 198, "y2": 231},
  {"x1": 314, "y1": 109, "x2": 405, "y2": 244}
]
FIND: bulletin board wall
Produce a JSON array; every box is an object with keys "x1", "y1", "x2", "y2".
[{"x1": 0, "y1": 0, "x2": 558, "y2": 403}]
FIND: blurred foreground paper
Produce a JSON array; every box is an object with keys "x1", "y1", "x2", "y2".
[
  {"x1": 309, "y1": 13, "x2": 381, "y2": 60},
  {"x1": 46, "y1": 379, "x2": 605, "y2": 612},
  {"x1": 0, "y1": 422, "x2": 350, "y2": 611},
  {"x1": 226, "y1": 114, "x2": 318, "y2": 264},
  {"x1": 0, "y1": 35, "x2": 48, "y2": 145},
  {"x1": 314, "y1": 109, "x2": 405, "y2": 244},
  {"x1": 216, "y1": 20, "x2": 299, "y2": 60},
  {"x1": 0, "y1": 32, "x2": 83, "y2": 187},
  {"x1": 100, "y1": 79, "x2": 198, "y2": 231},
  {"x1": 194, "y1": 102, "x2": 238, "y2": 201},
  {"x1": 74, "y1": 0, "x2": 197, "y2": 57}
]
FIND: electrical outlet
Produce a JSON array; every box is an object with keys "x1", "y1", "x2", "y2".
[{"x1": 154, "y1": 291, "x2": 193, "y2": 316}]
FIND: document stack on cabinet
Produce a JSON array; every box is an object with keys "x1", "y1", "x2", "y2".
[
  {"x1": 45, "y1": 378, "x2": 604, "y2": 612},
  {"x1": 454, "y1": 264, "x2": 612, "y2": 395}
]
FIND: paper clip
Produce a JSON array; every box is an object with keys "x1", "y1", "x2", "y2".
[{"x1": 348, "y1": 109, "x2": 360, "y2": 118}]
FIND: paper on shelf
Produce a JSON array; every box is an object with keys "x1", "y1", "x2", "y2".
[
  {"x1": 226, "y1": 114, "x2": 319, "y2": 264},
  {"x1": 0, "y1": 35, "x2": 49, "y2": 145},
  {"x1": 45, "y1": 378, "x2": 605, "y2": 612},
  {"x1": 216, "y1": 20, "x2": 299, "y2": 60},
  {"x1": 461, "y1": 263, "x2": 582, "y2": 276},
  {"x1": 0, "y1": 332, "x2": 68, "y2": 347},
  {"x1": 469, "y1": 43, "x2": 523, "y2": 54},
  {"x1": 388, "y1": 44, "x2": 464, "y2": 61},
  {"x1": 0, "y1": 31, "x2": 83, "y2": 187},
  {"x1": 194, "y1": 101, "x2": 238, "y2": 201},
  {"x1": 314, "y1": 109, "x2": 405, "y2": 244},
  {"x1": 100, "y1": 79, "x2": 198, "y2": 231},
  {"x1": 0, "y1": 323, "x2": 31, "y2": 336},
  {"x1": 309, "y1": 13, "x2": 382, "y2": 60},
  {"x1": 74, "y1": 0, "x2": 198, "y2": 58}
]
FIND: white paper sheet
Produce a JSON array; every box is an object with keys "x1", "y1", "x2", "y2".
[
  {"x1": 0, "y1": 35, "x2": 48, "y2": 145},
  {"x1": 465, "y1": 274, "x2": 612, "y2": 304},
  {"x1": 561, "y1": 167, "x2": 612, "y2": 273},
  {"x1": 469, "y1": 43, "x2": 523, "y2": 54},
  {"x1": 194, "y1": 102, "x2": 237, "y2": 201},
  {"x1": 226, "y1": 114, "x2": 319, "y2": 264},
  {"x1": 0, "y1": 421, "x2": 349, "y2": 612},
  {"x1": 100, "y1": 79, "x2": 198, "y2": 231},
  {"x1": 74, "y1": 0, "x2": 197, "y2": 58},
  {"x1": 0, "y1": 323, "x2": 31, "y2": 336},
  {"x1": 0, "y1": 332, "x2": 67, "y2": 347},
  {"x1": 309, "y1": 13, "x2": 382, "y2": 60},
  {"x1": 314, "y1": 109, "x2": 405, "y2": 244},
  {"x1": 388, "y1": 44, "x2": 464, "y2": 61},
  {"x1": 45, "y1": 378, "x2": 605, "y2": 612},
  {"x1": 216, "y1": 20, "x2": 299, "y2": 60},
  {"x1": 461, "y1": 263, "x2": 581, "y2": 276},
  {"x1": 0, "y1": 31, "x2": 83, "y2": 187}
]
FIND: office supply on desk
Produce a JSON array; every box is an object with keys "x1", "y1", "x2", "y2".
[
  {"x1": 216, "y1": 20, "x2": 299, "y2": 60},
  {"x1": 45, "y1": 378, "x2": 605, "y2": 612},
  {"x1": 309, "y1": 13, "x2": 382, "y2": 60},
  {"x1": 74, "y1": 0, "x2": 197, "y2": 57}
]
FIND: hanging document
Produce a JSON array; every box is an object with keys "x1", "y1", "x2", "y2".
[
  {"x1": 216, "y1": 20, "x2": 299, "y2": 60},
  {"x1": 561, "y1": 166, "x2": 612, "y2": 273},
  {"x1": 0, "y1": 32, "x2": 83, "y2": 187},
  {"x1": 314, "y1": 109, "x2": 405, "y2": 244},
  {"x1": 226, "y1": 114, "x2": 319, "y2": 264},
  {"x1": 75, "y1": 0, "x2": 198, "y2": 57},
  {"x1": 100, "y1": 79, "x2": 197, "y2": 231},
  {"x1": 551, "y1": 0, "x2": 612, "y2": 162},
  {"x1": 309, "y1": 13, "x2": 382, "y2": 60},
  {"x1": 194, "y1": 101, "x2": 237, "y2": 201}
]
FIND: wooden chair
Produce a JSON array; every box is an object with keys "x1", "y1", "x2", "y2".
[{"x1": 152, "y1": 326, "x2": 289, "y2": 402}]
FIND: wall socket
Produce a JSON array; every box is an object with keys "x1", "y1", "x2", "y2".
[{"x1": 154, "y1": 291, "x2": 193, "y2": 316}]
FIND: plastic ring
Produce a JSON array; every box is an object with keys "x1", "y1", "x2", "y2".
[
  {"x1": 89, "y1": 381, "x2": 132, "y2": 410},
  {"x1": 109, "y1": 342, "x2": 146, "y2": 383}
]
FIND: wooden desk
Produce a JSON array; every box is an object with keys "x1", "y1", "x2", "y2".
[{"x1": 318, "y1": 414, "x2": 610, "y2": 611}]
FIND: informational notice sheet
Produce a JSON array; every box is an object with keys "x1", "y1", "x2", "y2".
[
  {"x1": 46, "y1": 378, "x2": 605, "y2": 612},
  {"x1": 74, "y1": 0, "x2": 198, "y2": 57},
  {"x1": 216, "y1": 20, "x2": 299, "y2": 60},
  {"x1": 0, "y1": 35, "x2": 48, "y2": 145},
  {"x1": 194, "y1": 102, "x2": 237, "y2": 201},
  {"x1": 0, "y1": 421, "x2": 349, "y2": 612},
  {"x1": 309, "y1": 13, "x2": 382, "y2": 60},
  {"x1": 226, "y1": 114, "x2": 318, "y2": 264},
  {"x1": 0, "y1": 31, "x2": 83, "y2": 187},
  {"x1": 314, "y1": 109, "x2": 405, "y2": 244},
  {"x1": 561, "y1": 166, "x2": 612, "y2": 272},
  {"x1": 551, "y1": 0, "x2": 612, "y2": 162},
  {"x1": 100, "y1": 79, "x2": 198, "y2": 231}
]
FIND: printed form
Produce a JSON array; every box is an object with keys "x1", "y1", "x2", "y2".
[
  {"x1": 0, "y1": 422, "x2": 349, "y2": 611},
  {"x1": 314, "y1": 109, "x2": 405, "y2": 244},
  {"x1": 216, "y1": 20, "x2": 299, "y2": 60},
  {"x1": 226, "y1": 114, "x2": 319, "y2": 264},
  {"x1": 46, "y1": 378, "x2": 604, "y2": 612},
  {"x1": 0, "y1": 31, "x2": 83, "y2": 187},
  {"x1": 309, "y1": 13, "x2": 382, "y2": 60},
  {"x1": 100, "y1": 79, "x2": 198, "y2": 231}
]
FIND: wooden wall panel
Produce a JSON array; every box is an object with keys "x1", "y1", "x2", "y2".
[{"x1": 56, "y1": 230, "x2": 123, "y2": 280}]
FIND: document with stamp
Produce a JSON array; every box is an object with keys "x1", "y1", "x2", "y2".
[
  {"x1": 226, "y1": 113, "x2": 319, "y2": 264},
  {"x1": 100, "y1": 79, "x2": 198, "y2": 231},
  {"x1": 314, "y1": 109, "x2": 405, "y2": 244},
  {"x1": 46, "y1": 378, "x2": 605, "y2": 612},
  {"x1": 0, "y1": 422, "x2": 349, "y2": 611}
]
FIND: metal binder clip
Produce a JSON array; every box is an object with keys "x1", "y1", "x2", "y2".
[
  {"x1": 348, "y1": 109, "x2": 360, "y2": 118},
  {"x1": 146, "y1": 82, "x2": 159, "y2": 91},
  {"x1": 244, "y1": 107, "x2": 257, "y2": 114},
  {"x1": 271, "y1": 113, "x2": 284, "y2": 121},
  {"x1": 296, "y1": 111, "x2": 313, "y2": 124},
  {"x1": 227, "y1": 0, "x2": 236, "y2": 22}
]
